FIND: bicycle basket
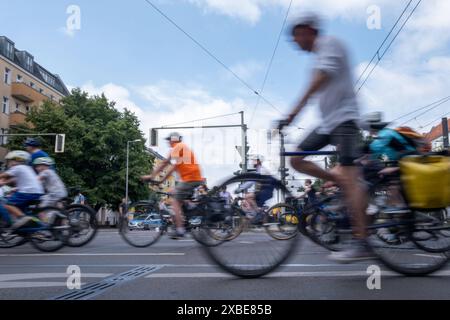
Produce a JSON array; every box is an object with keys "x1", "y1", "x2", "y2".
[{"x1": 399, "y1": 155, "x2": 450, "y2": 209}]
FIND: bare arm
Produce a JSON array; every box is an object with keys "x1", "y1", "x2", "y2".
[
  {"x1": 286, "y1": 70, "x2": 329, "y2": 124},
  {"x1": 160, "y1": 165, "x2": 176, "y2": 182}
]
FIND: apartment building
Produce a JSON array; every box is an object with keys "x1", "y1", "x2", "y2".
[
  {"x1": 424, "y1": 118, "x2": 450, "y2": 151},
  {"x1": 147, "y1": 148, "x2": 176, "y2": 192},
  {"x1": 0, "y1": 36, "x2": 69, "y2": 157}
]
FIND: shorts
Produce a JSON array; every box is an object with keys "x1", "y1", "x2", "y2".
[
  {"x1": 298, "y1": 121, "x2": 361, "y2": 166},
  {"x1": 6, "y1": 192, "x2": 43, "y2": 211},
  {"x1": 39, "y1": 194, "x2": 65, "y2": 208},
  {"x1": 174, "y1": 181, "x2": 203, "y2": 201}
]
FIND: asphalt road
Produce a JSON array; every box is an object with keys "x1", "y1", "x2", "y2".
[{"x1": 0, "y1": 229, "x2": 449, "y2": 300}]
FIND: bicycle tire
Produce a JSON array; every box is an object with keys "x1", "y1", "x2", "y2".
[
  {"x1": 203, "y1": 173, "x2": 299, "y2": 278},
  {"x1": 65, "y1": 204, "x2": 98, "y2": 247},
  {"x1": 264, "y1": 203, "x2": 299, "y2": 240},
  {"x1": 119, "y1": 215, "x2": 164, "y2": 248},
  {"x1": 29, "y1": 207, "x2": 69, "y2": 252},
  {"x1": 411, "y1": 209, "x2": 450, "y2": 253}
]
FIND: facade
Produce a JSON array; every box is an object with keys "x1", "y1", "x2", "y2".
[
  {"x1": 0, "y1": 36, "x2": 69, "y2": 157},
  {"x1": 147, "y1": 148, "x2": 176, "y2": 192},
  {"x1": 424, "y1": 118, "x2": 450, "y2": 151}
]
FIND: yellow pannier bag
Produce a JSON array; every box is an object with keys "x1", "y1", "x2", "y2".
[{"x1": 400, "y1": 156, "x2": 450, "y2": 209}]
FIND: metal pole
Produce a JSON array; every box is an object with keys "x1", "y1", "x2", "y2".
[
  {"x1": 125, "y1": 141, "x2": 130, "y2": 212},
  {"x1": 280, "y1": 132, "x2": 286, "y2": 202},
  {"x1": 240, "y1": 111, "x2": 248, "y2": 173},
  {"x1": 442, "y1": 118, "x2": 449, "y2": 149}
]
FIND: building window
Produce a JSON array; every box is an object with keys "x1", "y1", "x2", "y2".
[
  {"x1": 4, "y1": 68, "x2": 10, "y2": 84},
  {"x1": 15, "y1": 103, "x2": 20, "y2": 112},
  {"x1": 50, "y1": 95, "x2": 54, "y2": 101},
  {"x1": 30, "y1": 82, "x2": 35, "y2": 89},
  {"x1": 26, "y1": 106, "x2": 30, "y2": 112},
  {"x1": 25, "y1": 55, "x2": 33, "y2": 71},
  {"x1": 5, "y1": 41, "x2": 14, "y2": 60},
  {"x1": 0, "y1": 129, "x2": 8, "y2": 146},
  {"x1": 2, "y1": 97, "x2": 9, "y2": 114},
  {"x1": 39, "y1": 88, "x2": 44, "y2": 94},
  {"x1": 16, "y1": 74, "x2": 22, "y2": 82}
]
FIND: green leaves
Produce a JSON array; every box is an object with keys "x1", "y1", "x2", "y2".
[{"x1": 7, "y1": 89, "x2": 155, "y2": 209}]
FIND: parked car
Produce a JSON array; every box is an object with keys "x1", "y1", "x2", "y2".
[{"x1": 128, "y1": 213, "x2": 163, "y2": 230}]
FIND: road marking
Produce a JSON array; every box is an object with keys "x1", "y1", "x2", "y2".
[
  {"x1": 146, "y1": 270, "x2": 450, "y2": 278},
  {"x1": 0, "y1": 253, "x2": 185, "y2": 257},
  {"x1": 52, "y1": 265, "x2": 162, "y2": 300},
  {"x1": 0, "y1": 273, "x2": 112, "y2": 281}
]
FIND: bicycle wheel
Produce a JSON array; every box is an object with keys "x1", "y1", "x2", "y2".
[
  {"x1": 411, "y1": 209, "x2": 450, "y2": 253},
  {"x1": 119, "y1": 214, "x2": 164, "y2": 248},
  {"x1": 29, "y1": 207, "x2": 70, "y2": 252},
  {"x1": 202, "y1": 173, "x2": 299, "y2": 278},
  {"x1": 367, "y1": 213, "x2": 449, "y2": 276},
  {"x1": 265, "y1": 203, "x2": 299, "y2": 240},
  {"x1": 65, "y1": 204, "x2": 98, "y2": 247}
]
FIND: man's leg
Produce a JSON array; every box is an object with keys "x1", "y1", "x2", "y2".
[
  {"x1": 291, "y1": 129, "x2": 335, "y2": 182},
  {"x1": 338, "y1": 166, "x2": 368, "y2": 239},
  {"x1": 171, "y1": 199, "x2": 183, "y2": 228}
]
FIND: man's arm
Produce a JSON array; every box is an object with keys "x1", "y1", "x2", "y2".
[
  {"x1": 160, "y1": 165, "x2": 176, "y2": 182},
  {"x1": 286, "y1": 70, "x2": 329, "y2": 125}
]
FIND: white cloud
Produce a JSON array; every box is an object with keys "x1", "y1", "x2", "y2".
[{"x1": 186, "y1": 0, "x2": 399, "y2": 24}]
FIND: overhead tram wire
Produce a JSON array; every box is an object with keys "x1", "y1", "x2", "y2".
[
  {"x1": 399, "y1": 97, "x2": 450, "y2": 126},
  {"x1": 162, "y1": 112, "x2": 242, "y2": 128},
  {"x1": 356, "y1": 0, "x2": 422, "y2": 93},
  {"x1": 355, "y1": 0, "x2": 414, "y2": 88},
  {"x1": 249, "y1": 0, "x2": 294, "y2": 126},
  {"x1": 421, "y1": 111, "x2": 450, "y2": 129},
  {"x1": 143, "y1": 0, "x2": 284, "y2": 116},
  {"x1": 391, "y1": 95, "x2": 450, "y2": 123}
]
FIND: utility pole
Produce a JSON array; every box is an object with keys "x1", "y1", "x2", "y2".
[
  {"x1": 279, "y1": 131, "x2": 287, "y2": 202},
  {"x1": 442, "y1": 117, "x2": 449, "y2": 149},
  {"x1": 240, "y1": 111, "x2": 248, "y2": 173}
]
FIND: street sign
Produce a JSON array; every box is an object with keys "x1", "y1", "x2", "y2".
[{"x1": 235, "y1": 145, "x2": 250, "y2": 159}]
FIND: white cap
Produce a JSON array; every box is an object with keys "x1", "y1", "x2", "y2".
[{"x1": 290, "y1": 12, "x2": 322, "y2": 33}]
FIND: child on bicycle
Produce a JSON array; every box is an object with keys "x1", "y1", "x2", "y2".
[
  {"x1": 32, "y1": 157, "x2": 67, "y2": 208},
  {"x1": 0, "y1": 151, "x2": 44, "y2": 229}
]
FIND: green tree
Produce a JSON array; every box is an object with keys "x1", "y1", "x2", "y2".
[{"x1": 7, "y1": 89, "x2": 154, "y2": 210}]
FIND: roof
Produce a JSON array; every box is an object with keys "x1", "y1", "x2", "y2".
[
  {"x1": 0, "y1": 36, "x2": 70, "y2": 97},
  {"x1": 424, "y1": 118, "x2": 450, "y2": 142}
]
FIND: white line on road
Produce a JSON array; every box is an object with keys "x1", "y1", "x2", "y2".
[
  {"x1": 0, "y1": 273, "x2": 112, "y2": 281},
  {"x1": 0, "y1": 253, "x2": 185, "y2": 257},
  {"x1": 146, "y1": 270, "x2": 450, "y2": 278}
]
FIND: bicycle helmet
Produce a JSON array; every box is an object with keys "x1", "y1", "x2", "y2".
[
  {"x1": 32, "y1": 157, "x2": 55, "y2": 166},
  {"x1": 5, "y1": 150, "x2": 31, "y2": 162},
  {"x1": 289, "y1": 12, "x2": 322, "y2": 35},
  {"x1": 24, "y1": 137, "x2": 41, "y2": 147},
  {"x1": 360, "y1": 112, "x2": 390, "y2": 131},
  {"x1": 165, "y1": 132, "x2": 182, "y2": 142}
]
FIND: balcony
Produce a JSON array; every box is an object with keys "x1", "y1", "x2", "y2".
[
  {"x1": 11, "y1": 82, "x2": 48, "y2": 104},
  {"x1": 9, "y1": 111, "x2": 28, "y2": 127}
]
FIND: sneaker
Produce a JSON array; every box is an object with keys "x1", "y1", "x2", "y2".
[
  {"x1": 168, "y1": 228, "x2": 185, "y2": 240},
  {"x1": 377, "y1": 228, "x2": 399, "y2": 244},
  {"x1": 328, "y1": 240, "x2": 376, "y2": 263},
  {"x1": 10, "y1": 216, "x2": 33, "y2": 230}
]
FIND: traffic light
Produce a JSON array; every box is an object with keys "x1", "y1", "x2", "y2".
[
  {"x1": 55, "y1": 134, "x2": 65, "y2": 153},
  {"x1": 150, "y1": 129, "x2": 158, "y2": 147}
]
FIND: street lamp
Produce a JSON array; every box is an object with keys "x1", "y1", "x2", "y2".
[{"x1": 125, "y1": 139, "x2": 141, "y2": 211}]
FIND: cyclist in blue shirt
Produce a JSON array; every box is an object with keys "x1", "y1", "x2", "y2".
[{"x1": 24, "y1": 138, "x2": 50, "y2": 166}]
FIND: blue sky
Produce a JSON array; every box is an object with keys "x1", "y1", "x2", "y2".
[{"x1": 2, "y1": 0, "x2": 450, "y2": 186}]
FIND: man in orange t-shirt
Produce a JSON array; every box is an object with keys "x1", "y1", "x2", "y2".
[{"x1": 142, "y1": 132, "x2": 204, "y2": 239}]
